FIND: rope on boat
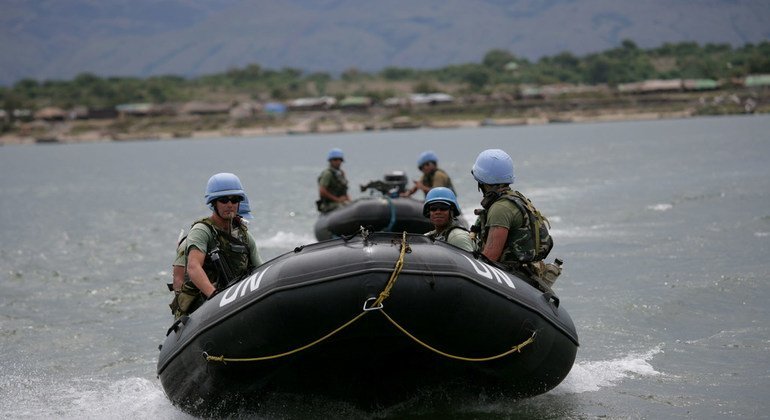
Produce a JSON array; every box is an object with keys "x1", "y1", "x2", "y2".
[
  {"x1": 371, "y1": 231, "x2": 407, "y2": 308},
  {"x1": 380, "y1": 310, "x2": 537, "y2": 361},
  {"x1": 204, "y1": 231, "x2": 535, "y2": 364},
  {"x1": 203, "y1": 311, "x2": 367, "y2": 363}
]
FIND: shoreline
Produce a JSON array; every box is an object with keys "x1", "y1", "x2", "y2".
[{"x1": 0, "y1": 107, "x2": 758, "y2": 146}]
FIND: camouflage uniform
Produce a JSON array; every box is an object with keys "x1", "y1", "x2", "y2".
[{"x1": 475, "y1": 189, "x2": 558, "y2": 286}]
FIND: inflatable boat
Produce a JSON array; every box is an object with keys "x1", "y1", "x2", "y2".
[
  {"x1": 314, "y1": 171, "x2": 433, "y2": 241},
  {"x1": 157, "y1": 231, "x2": 579, "y2": 415}
]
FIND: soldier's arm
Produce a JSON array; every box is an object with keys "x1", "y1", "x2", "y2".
[
  {"x1": 187, "y1": 247, "x2": 217, "y2": 298},
  {"x1": 482, "y1": 226, "x2": 509, "y2": 262}
]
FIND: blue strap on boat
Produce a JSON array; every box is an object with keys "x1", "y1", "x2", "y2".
[{"x1": 384, "y1": 196, "x2": 397, "y2": 232}]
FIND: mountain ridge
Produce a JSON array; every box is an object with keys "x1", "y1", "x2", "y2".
[{"x1": 1, "y1": 0, "x2": 769, "y2": 85}]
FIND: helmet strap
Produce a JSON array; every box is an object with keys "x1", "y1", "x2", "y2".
[{"x1": 480, "y1": 185, "x2": 510, "y2": 209}]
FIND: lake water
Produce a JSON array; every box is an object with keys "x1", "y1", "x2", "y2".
[{"x1": 1, "y1": 114, "x2": 769, "y2": 419}]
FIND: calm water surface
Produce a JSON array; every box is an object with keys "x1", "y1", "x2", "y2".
[{"x1": 1, "y1": 115, "x2": 769, "y2": 418}]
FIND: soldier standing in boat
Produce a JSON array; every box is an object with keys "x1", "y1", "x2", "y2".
[
  {"x1": 422, "y1": 187, "x2": 475, "y2": 252},
  {"x1": 169, "y1": 197, "x2": 255, "y2": 312},
  {"x1": 471, "y1": 149, "x2": 562, "y2": 288},
  {"x1": 171, "y1": 173, "x2": 262, "y2": 318},
  {"x1": 316, "y1": 148, "x2": 351, "y2": 213},
  {"x1": 402, "y1": 150, "x2": 455, "y2": 198}
]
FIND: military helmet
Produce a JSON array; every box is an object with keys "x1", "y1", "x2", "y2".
[
  {"x1": 204, "y1": 173, "x2": 247, "y2": 206},
  {"x1": 471, "y1": 149, "x2": 515, "y2": 185},
  {"x1": 327, "y1": 148, "x2": 345, "y2": 161},
  {"x1": 423, "y1": 187, "x2": 461, "y2": 217},
  {"x1": 238, "y1": 197, "x2": 255, "y2": 219},
  {"x1": 417, "y1": 150, "x2": 438, "y2": 169}
]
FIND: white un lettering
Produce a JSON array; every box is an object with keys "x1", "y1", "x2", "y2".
[
  {"x1": 220, "y1": 265, "x2": 272, "y2": 307},
  {"x1": 462, "y1": 255, "x2": 515, "y2": 289}
]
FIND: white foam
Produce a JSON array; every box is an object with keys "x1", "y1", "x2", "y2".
[
  {"x1": 256, "y1": 230, "x2": 317, "y2": 249},
  {"x1": 550, "y1": 346, "x2": 663, "y2": 395},
  {"x1": 647, "y1": 203, "x2": 673, "y2": 212},
  {"x1": 754, "y1": 232, "x2": 769, "y2": 237},
  {"x1": 0, "y1": 375, "x2": 190, "y2": 420}
]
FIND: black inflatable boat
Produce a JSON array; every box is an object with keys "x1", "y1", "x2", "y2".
[
  {"x1": 314, "y1": 171, "x2": 434, "y2": 241},
  {"x1": 157, "y1": 231, "x2": 579, "y2": 415}
]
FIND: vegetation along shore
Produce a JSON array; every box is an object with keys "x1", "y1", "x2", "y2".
[{"x1": 2, "y1": 40, "x2": 768, "y2": 146}]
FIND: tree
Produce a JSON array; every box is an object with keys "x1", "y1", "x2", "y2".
[{"x1": 482, "y1": 49, "x2": 517, "y2": 70}]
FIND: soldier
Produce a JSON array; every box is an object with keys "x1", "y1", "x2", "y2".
[
  {"x1": 471, "y1": 149, "x2": 562, "y2": 288},
  {"x1": 402, "y1": 150, "x2": 455, "y2": 198},
  {"x1": 422, "y1": 187, "x2": 474, "y2": 252},
  {"x1": 316, "y1": 148, "x2": 351, "y2": 213},
  {"x1": 169, "y1": 197, "x2": 254, "y2": 307},
  {"x1": 171, "y1": 173, "x2": 262, "y2": 318}
]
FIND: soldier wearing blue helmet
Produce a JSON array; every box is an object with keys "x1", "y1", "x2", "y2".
[
  {"x1": 169, "y1": 173, "x2": 263, "y2": 318},
  {"x1": 169, "y1": 196, "x2": 255, "y2": 302},
  {"x1": 316, "y1": 148, "x2": 351, "y2": 213},
  {"x1": 472, "y1": 150, "x2": 561, "y2": 288},
  {"x1": 402, "y1": 150, "x2": 455, "y2": 198},
  {"x1": 423, "y1": 187, "x2": 474, "y2": 252}
]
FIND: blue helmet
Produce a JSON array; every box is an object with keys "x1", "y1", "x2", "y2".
[
  {"x1": 238, "y1": 197, "x2": 254, "y2": 219},
  {"x1": 471, "y1": 149, "x2": 515, "y2": 185},
  {"x1": 205, "y1": 173, "x2": 247, "y2": 207},
  {"x1": 327, "y1": 148, "x2": 344, "y2": 161},
  {"x1": 423, "y1": 187, "x2": 461, "y2": 217},
  {"x1": 417, "y1": 150, "x2": 438, "y2": 169}
]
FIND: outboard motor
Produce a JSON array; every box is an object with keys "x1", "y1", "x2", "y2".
[
  {"x1": 383, "y1": 171, "x2": 408, "y2": 196},
  {"x1": 360, "y1": 171, "x2": 409, "y2": 198}
]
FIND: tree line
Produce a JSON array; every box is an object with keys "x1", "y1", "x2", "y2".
[{"x1": 2, "y1": 39, "x2": 769, "y2": 111}]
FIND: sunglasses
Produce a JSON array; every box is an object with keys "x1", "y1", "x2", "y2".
[
  {"x1": 217, "y1": 196, "x2": 243, "y2": 204},
  {"x1": 429, "y1": 204, "x2": 451, "y2": 212}
]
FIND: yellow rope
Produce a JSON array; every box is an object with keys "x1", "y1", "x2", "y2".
[
  {"x1": 205, "y1": 232, "x2": 535, "y2": 364},
  {"x1": 205, "y1": 233, "x2": 409, "y2": 364},
  {"x1": 372, "y1": 231, "x2": 408, "y2": 308},
  {"x1": 205, "y1": 311, "x2": 367, "y2": 363},
  {"x1": 379, "y1": 309, "x2": 536, "y2": 362}
]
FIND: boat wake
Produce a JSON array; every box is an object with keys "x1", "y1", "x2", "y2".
[
  {"x1": 255, "y1": 230, "x2": 316, "y2": 250},
  {"x1": 551, "y1": 345, "x2": 663, "y2": 394},
  {"x1": 0, "y1": 374, "x2": 189, "y2": 420}
]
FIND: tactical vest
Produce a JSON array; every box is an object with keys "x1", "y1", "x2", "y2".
[
  {"x1": 426, "y1": 220, "x2": 468, "y2": 242},
  {"x1": 423, "y1": 168, "x2": 455, "y2": 194},
  {"x1": 184, "y1": 217, "x2": 254, "y2": 291},
  {"x1": 478, "y1": 191, "x2": 553, "y2": 266},
  {"x1": 318, "y1": 167, "x2": 349, "y2": 203}
]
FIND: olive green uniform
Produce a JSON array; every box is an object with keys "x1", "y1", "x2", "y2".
[
  {"x1": 425, "y1": 220, "x2": 475, "y2": 252},
  {"x1": 420, "y1": 168, "x2": 454, "y2": 196},
  {"x1": 171, "y1": 217, "x2": 262, "y2": 318},
  {"x1": 317, "y1": 167, "x2": 349, "y2": 213}
]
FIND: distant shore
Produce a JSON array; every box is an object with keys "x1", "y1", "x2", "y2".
[{"x1": 2, "y1": 92, "x2": 764, "y2": 146}]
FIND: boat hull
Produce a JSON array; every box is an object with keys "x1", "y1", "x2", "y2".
[
  {"x1": 314, "y1": 196, "x2": 432, "y2": 240},
  {"x1": 157, "y1": 233, "x2": 578, "y2": 414}
]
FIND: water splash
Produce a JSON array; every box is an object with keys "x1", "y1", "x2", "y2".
[
  {"x1": 551, "y1": 346, "x2": 663, "y2": 394},
  {"x1": 1, "y1": 375, "x2": 190, "y2": 420},
  {"x1": 255, "y1": 230, "x2": 316, "y2": 249},
  {"x1": 647, "y1": 203, "x2": 674, "y2": 212}
]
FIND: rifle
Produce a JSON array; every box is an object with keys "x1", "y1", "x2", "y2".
[{"x1": 208, "y1": 246, "x2": 234, "y2": 288}]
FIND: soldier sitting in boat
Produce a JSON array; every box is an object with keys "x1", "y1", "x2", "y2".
[
  {"x1": 422, "y1": 187, "x2": 475, "y2": 252},
  {"x1": 170, "y1": 173, "x2": 262, "y2": 319},
  {"x1": 401, "y1": 150, "x2": 455, "y2": 198},
  {"x1": 316, "y1": 148, "x2": 351, "y2": 213},
  {"x1": 471, "y1": 149, "x2": 562, "y2": 289}
]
